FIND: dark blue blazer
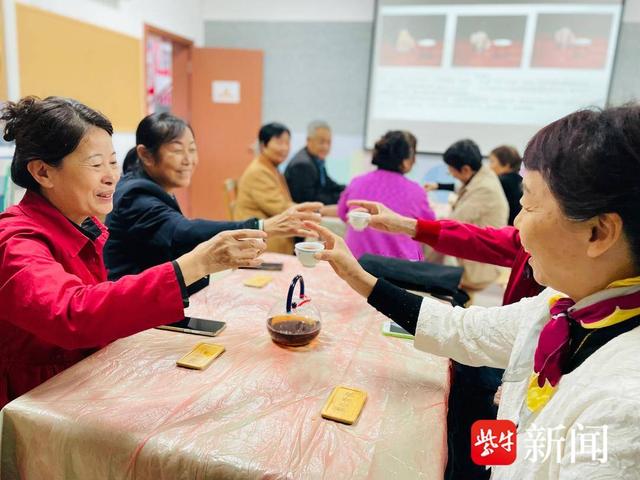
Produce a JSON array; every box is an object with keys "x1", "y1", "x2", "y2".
[{"x1": 104, "y1": 168, "x2": 257, "y2": 294}]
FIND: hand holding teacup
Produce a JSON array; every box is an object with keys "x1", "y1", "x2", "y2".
[
  {"x1": 346, "y1": 200, "x2": 418, "y2": 237},
  {"x1": 302, "y1": 222, "x2": 376, "y2": 297},
  {"x1": 347, "y1": 210, "x2": 371, "y2": 231},
  {"x1": 295, "y1": 241, "x2": 325, "y2": 268},
  {"x1": 176, "y1": 229, "x2": 267, "y2": 286}
]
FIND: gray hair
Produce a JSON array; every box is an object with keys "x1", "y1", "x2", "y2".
[{"x1": 307, "y1": 120, "x2": 331, "y2": 137}]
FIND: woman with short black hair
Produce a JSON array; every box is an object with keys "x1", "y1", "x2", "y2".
[
  {"x1": 0, "y1": 97, "x2": 266, "y2": 408},
  {"x1": 234, "y1": 122, "x2": 305, "y2": 254},
  {"x1": 307, "y1": 104, "x2": 640, "y2": 478}
]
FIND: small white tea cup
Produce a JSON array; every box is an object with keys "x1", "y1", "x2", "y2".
[
  {"x1": 348, "y1": 211, "x2": 371, "y2": 231},
  {"x1": 294, "y1": 241, "x2": 325, "y2": 268}
]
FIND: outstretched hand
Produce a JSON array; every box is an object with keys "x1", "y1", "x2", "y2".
[
  {"x1": 303, "y1": 221, "x2": 377, "y2": 298},
  {"x1": 177, "y1": 229, "x2": 268, "y2": 286},
  {"x1": 346, "y1": 200, "x2": 417, "y2": 237},
  {"x1": 264, "y1": 202, "x2": 323, "y2": 238}
]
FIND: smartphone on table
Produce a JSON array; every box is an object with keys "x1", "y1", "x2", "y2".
[
  {"x1": 381, "y1": 321, "x2": 414, "y2": 340},
  {"x1": 156, "y1": 317, "x2": 226, "y2": 337},
  {"x1": 239, "y1": 262, "x2": 284, "y2": 271}
]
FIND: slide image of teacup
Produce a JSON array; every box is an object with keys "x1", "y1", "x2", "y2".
[
  {"x1": 295, "y1": 242, "x2": 325, "y2": 268},
  {"x1": 348, "y1": 211, "x2": 371, "y2": 231}
]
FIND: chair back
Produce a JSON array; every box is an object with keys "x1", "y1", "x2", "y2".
[{"x1": 223, "y1": 178, "x2": 238, "y2": 219}]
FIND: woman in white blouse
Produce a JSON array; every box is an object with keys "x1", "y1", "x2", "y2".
[{"x1": 306, "y1": 105, "x2": 640, "y2": 479}]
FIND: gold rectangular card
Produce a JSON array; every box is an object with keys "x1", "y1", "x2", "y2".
[
  {"x1": 243, "y1": 274, "x2": 272, "y2": 288},
  {"x1": 321, "y1": 386, "x2": 367, "y2": 425},
  {"x1": 176, "y1": 342, "x2": 225, "y2": 370}
]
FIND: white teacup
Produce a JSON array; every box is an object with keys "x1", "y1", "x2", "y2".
[
  {"x1": 294, "y1": 241, "x2": 325, "y2": 268},
  {"x1": 348, "y1": 211, "x2": 371, "y2": 231}
]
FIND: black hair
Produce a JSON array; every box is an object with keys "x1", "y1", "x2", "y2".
[
  {"x1": 443, "y1": 139, "x2": 482, "y2": 172},
  {"x1": 258, "y1": 122, "x2": 290, "y2": 147},
  {"x1": 1, "y1": 96, "x2": 113, "y2": 191},
  {"x1": 406, "y1": 131, "x2": 417, "y2": 158},
  {"x1": 491, "y1": 145, "x2": 522, "y2": 172},
  {"x1": 524, "y1": 104, "x2": 640, "y2": 269},
  {"x1": 371, "y1": 130, "x2": 413, "y2": 173},
  {"x1": 136, "y1": 112, "x2": 193, "y2": 159},
  {"x1": 122, "y1": 147, "x2": 139, "y2": 174}
]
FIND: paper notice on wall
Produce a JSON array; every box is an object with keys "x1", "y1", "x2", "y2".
[{"x1": 212, "y1": 81, "x2": 241, "y2": 104}]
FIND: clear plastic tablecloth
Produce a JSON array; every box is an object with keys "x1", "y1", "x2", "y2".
[{"x1": 1, "y1": 254, "x2": 449, "y2": 479}]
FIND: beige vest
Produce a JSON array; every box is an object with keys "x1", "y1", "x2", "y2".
[
  {"x1": 449, "y1": 165, "x2": 509, "y2": 290},
  {"x1": 234, "y1": 157, "x2": 294, "y2": 254}
]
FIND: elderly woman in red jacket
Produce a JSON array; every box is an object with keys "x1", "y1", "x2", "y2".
[{"x1": 0, "y1": 96, "x2": 266, "y2": 409}]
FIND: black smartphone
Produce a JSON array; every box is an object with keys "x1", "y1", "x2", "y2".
[
  {"x1": 239, "y1": 262, "x2": 284, "y2": 271},
  {"x1": 156, "y1": 317, "x2": 226, "y2": 337}
]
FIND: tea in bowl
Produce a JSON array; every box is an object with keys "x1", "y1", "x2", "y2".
[
  {"x1": 294, "y1": 241, "x2": 324, "y2": 268},
  {"x1": 267, "y1": 314, "x2": 321, "y2": 346}
]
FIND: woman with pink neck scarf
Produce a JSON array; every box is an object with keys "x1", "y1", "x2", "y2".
[{"x1": 305, "y1": 105, "x2": 640, "y2": 479}]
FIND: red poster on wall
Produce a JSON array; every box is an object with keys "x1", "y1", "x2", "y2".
[{"x1": 145, "y1": 34, "x2": 172, "y2": 114}]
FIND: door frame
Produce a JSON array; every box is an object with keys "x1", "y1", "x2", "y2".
[
  {"x1": 143, "y1": 24, "x2": 194, "y2": 119},
  {"x1": 143, "y1": 24, "x2": 194, "y2": 215}
]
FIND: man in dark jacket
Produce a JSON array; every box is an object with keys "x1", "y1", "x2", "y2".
[{"x1": 284, "y1": 121, "x2": 344, "y2": 205}]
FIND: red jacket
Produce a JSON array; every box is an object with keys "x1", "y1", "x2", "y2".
[
  {"x1": 414, "y1": 219, "x2": 543, "y2": 305},
  {"x1": 0, "y1": 191, "x2": 185, "y2": 408}
]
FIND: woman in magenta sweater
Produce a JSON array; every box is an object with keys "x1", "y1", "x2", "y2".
[{"x1": 338, "y1": 131, "x2": 435, "y2": 260}]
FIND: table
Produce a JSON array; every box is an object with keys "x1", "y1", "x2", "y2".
[{"x1": 0, "y1": 254, "x2": 449, "y2": 479}]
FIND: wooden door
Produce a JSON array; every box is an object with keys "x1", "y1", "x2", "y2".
[{"x1": 189, "y1": 48, "x2": 263, "y2": 220}]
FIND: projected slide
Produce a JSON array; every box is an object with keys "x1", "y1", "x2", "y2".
[{"x1": 366, "y1": 1, "x2": 622, "y2": 154}]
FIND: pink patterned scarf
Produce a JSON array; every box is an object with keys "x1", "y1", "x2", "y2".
[{"x1": 527, "y1": 277, "x2": 640, "y2": 412}]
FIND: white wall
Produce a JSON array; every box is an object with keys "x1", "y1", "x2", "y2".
[
  {"x1": 624, "y1": 0, "x2": 640, "y2": 22},
  {"x1": 2, "y1": 0, "x2": 205, "y2": 161},
  {"x1": 205, "y1": 0, "x2": 638, "y2": 23},
  {"x1": 203, "y1": 0, "x2": 374, "y2": 22},
  {"x1": 13, "y1": 0, "x2": 205, "y2": 44},
  {"x1": 205, "y1": 0, "x2": 639, "y2": 23}
]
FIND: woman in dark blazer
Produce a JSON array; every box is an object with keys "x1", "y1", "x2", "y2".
[{"x1": 104, "y1": 113, "x2": 320, "y2": 293}]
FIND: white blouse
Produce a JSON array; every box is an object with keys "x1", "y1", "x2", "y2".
[{"x1": 415, "y1": 288, "x2": 640, "y2": 479}]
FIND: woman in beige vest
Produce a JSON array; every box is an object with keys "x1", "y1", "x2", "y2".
[{"x1": 235, "y1": 123, "x2": 298, "y2": 253}]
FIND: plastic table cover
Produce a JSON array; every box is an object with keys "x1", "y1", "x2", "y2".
[{"x1": 0, "y1": 254, "x2": 449, "y2": 479}]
